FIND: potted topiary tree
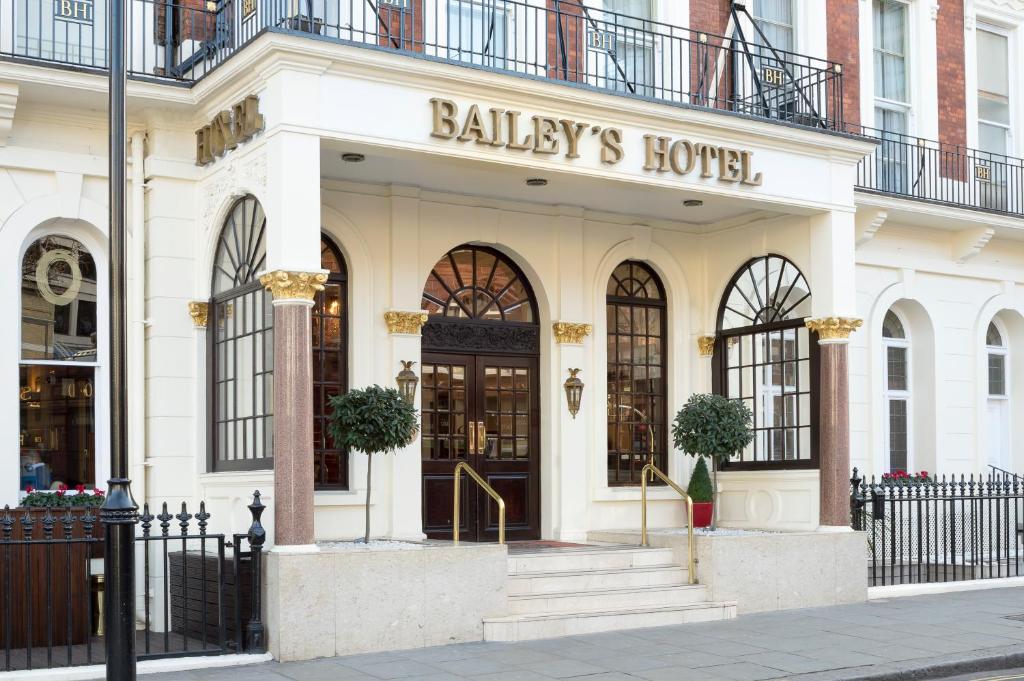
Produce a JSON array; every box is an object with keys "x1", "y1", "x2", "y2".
[
  {"x1": 328, "y1": 385, "x2": 418, "y2": 544},
  {"x1": 671, "y1": 393, "x2": 754, "y2": 530},
  {"x1": 686, "y1": 457, "x2": 714, "y2": 528}
]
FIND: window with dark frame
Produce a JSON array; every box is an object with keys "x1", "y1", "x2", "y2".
[
  {"x1": 882, "y1": 309, "x2": 909, "y2": 472},
  {"x1": 209, "y1": 196, "x2": 273, "y2": 472},
  {"x1": 713, "y1": 255, "x2": 817, "y2": 469},
  {"x1": 313, "y1": 236, "x2": 349, "y2": 489},
  {"x1": 606, "y1": 261, "x2": 667, "y2": 485}
]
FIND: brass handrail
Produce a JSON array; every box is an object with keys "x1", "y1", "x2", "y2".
[
  {"x1": 640, "y1": 463, "x2": 697, "y2": 585},
  {"x1": 453, "y1": 461, "x2": 506, "y2": 545}
]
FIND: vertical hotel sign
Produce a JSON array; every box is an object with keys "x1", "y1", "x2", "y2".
[{"x1": 55, "y1": 0, "x2": 94, "y2": 24}]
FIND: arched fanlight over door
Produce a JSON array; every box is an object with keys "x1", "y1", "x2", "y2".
[
  {"x1": 209, "y1": 196, "x2": 273, "y2": 472},
  {"x1": 422, "y1": 246, "x2": 535, "y2": 323},
  {"x1": 714, "y1": 255, "x2": 817, "y2": 469}
]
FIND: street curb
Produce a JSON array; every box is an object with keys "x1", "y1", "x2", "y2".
[{"x1": 792, "y1": 646, "x2": 1024, "y2": 681}]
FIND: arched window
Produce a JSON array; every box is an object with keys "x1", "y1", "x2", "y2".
[
  {"x1": 882, "y1": 309, "x2": 910, "y2": 472},
  {"x1": 606, "y1": 261, "x2": 667, "y2": 485},
  {"x1": 422, "y1": 246, "x2": 535, "y2": 322},
  {"x1": 313, "y1": 236, "x2": 349, "y2": 489},
  {"x1": 20, "y1": 235, "x2": 99, "y2": 491},
  {"x1": 209, "y1": 196, "x2": 273, "y2": 472},
  {"x1": 986, "y1": 319, "x2": 1010, "y2": 469},
  {"x1": 714, "y1": 255, "x2": 816, "y2": 468}
]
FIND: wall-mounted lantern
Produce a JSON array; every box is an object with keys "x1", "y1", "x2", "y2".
[
  {"x1": 396, "y1": 360, "x2": 419, "y2": 405},
  {"x1": 564, "y1": 368, "x2": 584, "y2": 419}
]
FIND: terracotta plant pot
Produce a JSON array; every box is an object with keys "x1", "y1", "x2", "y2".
[{"x1": 691, "y1": 501, "x2": 714, "y2": 528}]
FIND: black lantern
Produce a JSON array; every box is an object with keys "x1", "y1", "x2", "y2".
[
  {"x1": 564, "y1": 368, "x2": 584, "y2": 419},
  {"x1": 396, "y1": 360, "x2": 419, "y2": 405}
]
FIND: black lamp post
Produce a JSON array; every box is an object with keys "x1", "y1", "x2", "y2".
[
  {"x1": 101, "y1": 0, "x2": 138, "y2": 678},
  {"x1": 396, "y1": 360, "x2": 419, "y2": 405},
  {"x1": 563, "y1": 368, "x2": 584, "y2": 419}
]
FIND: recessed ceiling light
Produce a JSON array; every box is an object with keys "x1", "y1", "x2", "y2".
[
  {"x1": 525, "y1": 178, "x2": 548, "y2": 187},
  {"x1": 683, "y1": 199, "x2": 704, "y2": 207},
  {"x1": 341, "y1": 152, "x2": 365, "y2": 163}
]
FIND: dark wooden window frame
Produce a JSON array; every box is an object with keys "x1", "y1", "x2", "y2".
[
  {"x1": 313, "y1": 234, "x2": 349, "y2": 490},
  {"x1": 711, "y1": 255, "x2": 820, "y2": 471},
  {"x1": 606, "y1": 261, "x2": 668, "y2": 486},
  {"x1": 207, "y1": 195, "x2": 273, "y2": 473}
]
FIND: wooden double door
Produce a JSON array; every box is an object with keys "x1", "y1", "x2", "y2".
[{"x1": 421, "y1": 352, "x2": 541, "y2": 541}]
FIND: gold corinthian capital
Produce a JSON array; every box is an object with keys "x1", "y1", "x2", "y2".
[
  {"x1": 385, "y1": 310, "x2": 429, "y2": 335},
  {"x1": 259, "y1": 270, "x2": 328, "y2": 301},
  {"x1": 553, "y1": 322, "x2": 592, "y2": 345},
  {"x1": 187, "y1": 301, "x2": 209, "y2": 328},
  {"x1": 805, "y1": 317, "x2": 863, "y2": 341},
  {"x1": 697, "y1": 335, "x2": 715, "y2": 357}
]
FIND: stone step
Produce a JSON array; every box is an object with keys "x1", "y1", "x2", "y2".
[
  {"x1": 508, "y1": 547, "x2": 676, "y2": 575},
  {"x1": 507, "y1": 583, "x2": 707, "y2": 614},
  {"x1": 507, "y1": 565, "x2": 687, "y2": 596},
  {"x1": 483, "y1": 602, "x2": 737, "y2": 641}
]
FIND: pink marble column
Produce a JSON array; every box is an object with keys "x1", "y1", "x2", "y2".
[
  {"x1": 806, "y1": 317, "x2": 862, "y2": 528},
  {"x1": 261, "y1": 271, "x2": 326, "y2": 547}
]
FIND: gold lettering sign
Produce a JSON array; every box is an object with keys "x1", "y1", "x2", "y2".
[
  {"x1": 762, "y1": 66, "x2": 785, "y2": 87},
  {"x1": 241, "y1": 0, "x2": 256, "y2": 18},
  {"x1": 587, "y1": 30, "x2": 614, "y2": 52},
  {"x1": 55, "y1": 0, "x2": 93, "y2": 24},
  {"x1": 975, "y1": 164, "x2": 991, "y2": 182},
  {"x1": 380, "y1": 0, "x2": 410, "y2": 7},
  {"x1": 195, "y1": 95, "x2": 264, "y2": 166},
  {"x1": 429, "y1": 97, "x2": 762, "y2": 186}
]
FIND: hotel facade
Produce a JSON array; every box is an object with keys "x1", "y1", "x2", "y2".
[{"x1": 4, "y1": 0, "x2": 1024, "y2": 660}]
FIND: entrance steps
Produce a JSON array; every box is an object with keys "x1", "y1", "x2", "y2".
[{"x1": 484, "y1": 545, "x2": 736, "y2": 641}]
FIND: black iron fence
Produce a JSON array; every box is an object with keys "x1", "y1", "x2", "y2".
[
  {"x1": 1, "y1": 0, "x2": 843, "y2": 129},
  {"x1": 851, "y1": 469, "x2": 1024, "y2": 587},
  {"x1": 0, "y1": 490, "x2": 265, "y2": 672},
  {"x1": 852, "y1": 125, "x2": 1024, "y2": 217}
]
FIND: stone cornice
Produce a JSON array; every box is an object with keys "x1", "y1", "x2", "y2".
[
  {"x1": 805, "y1": 317, "x2": 863, "y2": 342},
  {"x1": 385, "y1": 310, "x2": 429, "y2": 335},
  {"x1": 187, "y1": 301, "x2": 209, "y2": 329},
  {"x1": 553, "y1": 322, "x2": 592, "y2": 345},
  {"x1": 259, "y1": 270, "x2": 327, "y2": 301}
]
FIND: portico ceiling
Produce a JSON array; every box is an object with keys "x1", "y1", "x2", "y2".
[{"x1": 320, "y1": 140, "x2": 796, "y2": 233}]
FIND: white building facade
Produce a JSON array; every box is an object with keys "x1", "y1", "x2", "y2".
[{"x1": 3, "y1": 0, "x2": 1024, "y2": 656}]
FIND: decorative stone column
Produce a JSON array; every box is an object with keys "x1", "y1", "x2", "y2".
[
  {"x1": 260, "y1": 270, "x2": 327, "y2": 548},
  {"x1": 805, "y1": 317, "x2": 862, "y2": 528}
]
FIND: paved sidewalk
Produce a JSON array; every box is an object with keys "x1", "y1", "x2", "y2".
[{"x1": 148, "y1": 587, "x2": 1024, "y2": 681}]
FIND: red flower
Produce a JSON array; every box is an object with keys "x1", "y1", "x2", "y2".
[
  {"x1": 919, "y1": 471, "x2": 929, "y2": 478},
  {"x1": 75, "y1": 484, "x2": 85, "y2": 494},
  {"x1": 24, "y1": 485, "x2": 33, "y2": 493},
  {"x1": 94, "y1": 488, "x2": 104, "y2": 496}
]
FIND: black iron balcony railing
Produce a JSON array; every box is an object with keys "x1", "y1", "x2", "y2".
[
  {"x1": 854, "y1": 125, "x2": 1024, "y2": 217},
  {"x1": 1, "y1": 0, "x2": 844, "y2": 129}
]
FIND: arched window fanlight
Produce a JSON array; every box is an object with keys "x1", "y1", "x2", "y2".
[
  {"x1": 714, "y1": 255, "x2": 816, "y2": 468},
  {"x1": 883, "y1": 310, "x2": 907, "y2": 339},
  {"x1": 719, "y1": 255, "x2": 810, "y2": 330},
  {"x1": 421, "y1": 246, "x2": 535, "y2": 323},
  {"x1": 987, "y1": 321, "x2": 1004, "y2": 348},
  {"x1": 212, "y1": 196, "x2": 267, "y2": 295}
]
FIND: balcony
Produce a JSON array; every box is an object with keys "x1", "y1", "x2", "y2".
[
  {"x1": 853, "y1": 125, "x2": 1024, "y2": 218},
  {"x1": 1, "y1": 0, "x2": 844, "y2": 128}
]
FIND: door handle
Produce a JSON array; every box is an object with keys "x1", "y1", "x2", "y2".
[
  {"x1": 477, "y1": 420, "x2": 487, "y2": 455},
  {"x1": 468, "y1": 421, "x2": 476, "y2": 455}
]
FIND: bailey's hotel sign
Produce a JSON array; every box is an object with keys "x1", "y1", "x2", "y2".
[{"x1": 430, "y1": 97, "x2": 763, "y2": 186}]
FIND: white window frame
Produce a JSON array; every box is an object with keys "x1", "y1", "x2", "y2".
[
  {"x1": 17, "y1": 230, "x2": 107, "y2": 498},
  {"x1": 882, "y1": 309, "x2": 912, "y2": 473},
  {"x1": 975, "y1": 23, "x2": 1013, "y2": 158},
  {"x1": 986, "y1": 318, "x2": 1011, "y2": 469},
  {"x1": 872, "y1": 0, "x2": 911, "y2": 128},
  {"x1": 750, "y1": 0, "x2": 797, "y2": 54}
]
